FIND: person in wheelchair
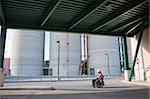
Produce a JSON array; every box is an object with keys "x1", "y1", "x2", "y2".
[{"x1": 92, "y1": 69, "x2": 104, "y2": 88}]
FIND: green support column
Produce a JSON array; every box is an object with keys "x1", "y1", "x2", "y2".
[
  {"x1": 0, "y1": 26, "x2": 7, "y2": 87},
  {"x1": 121, "y1": 36, "x2": 129, "y2": 81},
  {"x1": 121, "y1": 37, "x2": 129, "y2": 70},
  {"x1": 128, "y1": 23, "x2": 144, "y2": 81}
]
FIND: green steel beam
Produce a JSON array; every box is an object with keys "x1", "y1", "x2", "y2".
[
  {"x1": 128, "y1": 23, "x2": 144, "y2": 81},
  {"x1": 0, "y1": 0, "x2": 5, "y2": 25},
  {"x1": 112, "y1": 18, "x2": 144, "y2": 33},
  {"x1": 121, "y1": 37, "x2": 129, "y2": 70},
  {"x1": 91, "y1": 0, "x2": 147, "y2": 32},
  {"x1": 0, "y1": 26, "x2": 7, "y2": 68},
  {"x1": 108, "y1": 17, "x2": 144, "y2": 32},
  {"x1": 68, "y1": 0, "x2": 110, "y2": 30},
  {"x1": 7, "y1": 24, "x2": 125, "y2": 36},
  {"x1": 40, "y1": 0, "x2": 62, "y2": 27},
  {"x1": 125, "y1": 21, "x2": 143, "y2": 35}
]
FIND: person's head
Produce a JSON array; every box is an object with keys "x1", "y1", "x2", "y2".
[{"x1": 97, "y1": 69, "x2": 101, "y2": 73}]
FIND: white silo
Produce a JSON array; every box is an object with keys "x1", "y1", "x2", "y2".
[
  {"x1": 88, "y1": 35, "x2": 121, "y2": 76},
  {"x1": 49, "y1": 32, "x2": 81, "y2": 76},
  {"x1": 10, "y1": 29, "x2": 45, "y2": 76}
]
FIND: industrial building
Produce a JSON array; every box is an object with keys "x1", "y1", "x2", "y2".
[
  {"x1": 9, "y1": 30, "x2": 123, "y2": 77},
  {"x1": 49, "y1": 32, "x2": 81, "y2": 76},
  {"x1": 88, "y1": 35, "x2": 121, "y2": 76},
  {"x1": 10, "y1": 29, "x2": 45, "y2": 76}
]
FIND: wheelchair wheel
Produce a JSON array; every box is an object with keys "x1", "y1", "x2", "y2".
[{"x1": 95, "y1": 80, "x2": 103, "y2": 88}]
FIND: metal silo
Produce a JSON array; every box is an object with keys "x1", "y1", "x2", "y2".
[
  {"x1": 10, "y1": 29, "x2": 45, "y2": 76},
  {"x1": 49, "y1": 32, "x2": 81, "y2": 76},
  {"x1": 88, "y1": 35, "x2": 121, "y2": 76}
]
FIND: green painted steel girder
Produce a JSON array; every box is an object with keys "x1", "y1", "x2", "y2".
[
  {"x1": 91, "y1": 0, "x2": 147, "y2": 32},
  {"x1": 128, "y1": 22, "x2": 144, "y2": 81},
  {"x1": 121, "y1": 37, "x2": 129, "y2": 70},
  {"x1": 0, "y1": 26, "x2": 7, "y2": 68},
  {"x1": 125, "y1": 21, "x2": 143, "y2": 35},
  {"x1": 68, "y1": 0, "x2": 110, "y2": 30},
  {"x1": 40, "y1": 0, "x2": 62, "y2": 27},
  {"x1": 108, "y1": 17, "x2": 144, "y2": 32}
]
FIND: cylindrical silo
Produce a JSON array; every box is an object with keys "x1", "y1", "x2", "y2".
[
  {"x1": 10, "y1": 29, "x2": 45, "y2": 76},
  {"x1": 49, "y1": 32, "x2": 81, "y2": 76},
  {"x1": 88, "y1": 35, "x2": 121, "y2": 76}
]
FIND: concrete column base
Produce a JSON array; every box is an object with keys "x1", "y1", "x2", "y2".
[
  {"x1": 0, "y1": 68, "x2": 4, "y2": 87},
  {"x1": 124, "y1": 70, "x2": 129, "y2": 81},
  {"x1": 135, "y1": 68, "x2": 145, "y2": 81}
]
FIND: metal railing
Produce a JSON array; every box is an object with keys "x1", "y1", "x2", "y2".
[
  {"x1": 144, "y1": 65, "x2": 150, "y2": 80},
  {"x1": 144, "y1": 65, "x2": 150, "y2": 74}
]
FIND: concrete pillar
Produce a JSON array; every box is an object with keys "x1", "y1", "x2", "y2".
[
  {"x1": 124, "y1": 70, "x2": 129, "y2": 81},
  {"x1": 0, "y1": 68, "x2": 4, "y2": 86}
]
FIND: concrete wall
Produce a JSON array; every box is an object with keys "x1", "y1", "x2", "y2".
[
  {"x1": 49, "y1": 32, "x2": 81, "y2": 76},
  {"x1": 10, "y1": 29, "x2": 45, "y2": 76},
  {"x1": 130, "y1": 27, "x2": 150, "y2": 82},
  {"x1": 88, "y1": 35, "x2": 121, "y2": 76}
]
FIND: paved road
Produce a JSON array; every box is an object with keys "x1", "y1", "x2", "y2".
[
  {"x1": 0, "y1": 79, "x2": 149, "y2": 99},
  {"x1": 0, "y1": 88, "x2": 149, "y2": 99}
]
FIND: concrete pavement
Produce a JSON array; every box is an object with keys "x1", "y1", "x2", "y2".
[
  {"x1": 0, "y1": 88, "x2": 149, "y2": 99},
  {"x1": 0, "y1": 78, "x2": 149, "y2": 99}
]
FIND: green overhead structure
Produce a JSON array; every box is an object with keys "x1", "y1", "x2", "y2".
[{"x1": 0, "y1": 0, "x2": 148, "y2": 36}]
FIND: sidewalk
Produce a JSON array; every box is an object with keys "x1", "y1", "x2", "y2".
[
  {"x1": 121, "y1": 80, "x2": 150, "y2": 87},
  {"x1": 0, "y1": 78, "x2": 149, "y2": 96}
]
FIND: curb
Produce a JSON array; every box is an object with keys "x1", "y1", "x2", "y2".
[{"x1": 0, "y1": 87, "x2": 56, "y2": 90}]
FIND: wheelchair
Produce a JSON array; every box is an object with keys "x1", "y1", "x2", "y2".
[{"x1": 94, "y1": 79, "x2": 104, "y2": 88}]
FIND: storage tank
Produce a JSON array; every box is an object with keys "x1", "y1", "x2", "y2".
[
  {"x1": 10, "y1": 29, "x2": 45, "y2": 76},
  {"x1": 88, "y1": 35, "x2": 121, "y2": 76},
  {"x1": 49, "y1": 32, "x2": 81, "y2": 76}
]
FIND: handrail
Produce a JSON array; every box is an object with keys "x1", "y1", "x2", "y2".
[{"x1": 144, "y1": 65, "x2": 150, "y2": 74}]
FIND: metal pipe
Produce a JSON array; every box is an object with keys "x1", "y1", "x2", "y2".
[
  {"x1": 118, "y1": 37, "x2": 122, "y2": 73},
  {"x1": 105, "y1": 53, "x2": 110, "y2": 77},
  {"x1": 57, "y1": 41, "x2": 60, "y2": 80}
]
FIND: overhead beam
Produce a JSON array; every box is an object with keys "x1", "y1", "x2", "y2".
[
  {"x1": 112, "y1": 17, "x2": 144, "y2": 32},
  {"x1": 125, "y1": 21, "x2": 143, "y2": 35},
  {"x1": 40, "y1": 0, "x2": 62, "y2": 27},
  {"x1": 7, "y1": 24, "x2": 125, "y2": 36},
  {"x1": 0, "y1": 0, "x2": 5, "y2": 25},
  {"x1": 68, "y1": 0, "x2": 110, "y2": 30},
  {"x1": 91, "y1": 0, "x2": 147, "y2": 32},
  {"x1": 108, "y1": 17, "x2": 144, "y2": 32}
]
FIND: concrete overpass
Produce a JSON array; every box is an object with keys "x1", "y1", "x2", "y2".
[{"x1": 0, "y1": 0, "x2": 149, "y2": 87}]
